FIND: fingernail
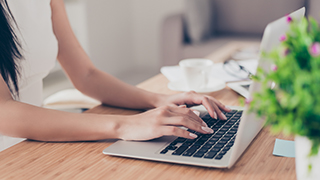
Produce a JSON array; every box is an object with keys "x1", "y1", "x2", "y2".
[
  {"x1": 226, "y1": 107, "x2": 231, "y2": 111},
  {"x1": 202, "y1": 121, "x2": 208, "y2": 127},
  {"x1": 214, "y1": 112, "x2": 217, "y2": 119},
  {"x1": 202, "y1": 126, "x2": 214, "y2": 134},
  {"x1": 221, "y1": 113, "x2": 227, "y2": 120},
  {"x1": 193, "y1": 110, "x2": 200, "y2": 116},
  {"x1": 189, "y1": 133, "x2": 198, "y2": 139},
  {"x1": 179, "y1": 105, "x2": 187, "y2": 108}
]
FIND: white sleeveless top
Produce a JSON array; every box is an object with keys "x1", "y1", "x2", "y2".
[{"x1": 0, "y1": 0, "x2": 58, "y2": 151}]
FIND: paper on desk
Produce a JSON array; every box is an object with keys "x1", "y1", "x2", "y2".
[
  {"x1": 160, "y1": 59, "x2": 258, "y2": 82},
  {"x1": 273, "y1": 139, "x2": 295, "y2": 158}
]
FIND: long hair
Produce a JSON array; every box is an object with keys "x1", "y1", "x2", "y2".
[{"x1": 0, "y1": 0, "x2": 22, "y2": 97}]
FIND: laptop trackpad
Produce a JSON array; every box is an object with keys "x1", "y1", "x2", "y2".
[{"x1": 103, "y1": 136, "x2": 176, "y2": 156}]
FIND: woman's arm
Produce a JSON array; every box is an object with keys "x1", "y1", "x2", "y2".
[
  {"x1": 51, "y1": 0, "x2": 230, "y2": 119},
  {"x1": 51, "y1": 0, "x2": 160, "y2": 110},
  {"x1": 0, "y1": 75, "x2": 119, "y2": 141},
  {"x1": 0, "y1": 74, "x2": 212, "y2": 141}
]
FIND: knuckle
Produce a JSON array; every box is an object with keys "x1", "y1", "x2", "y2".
[
  {"x1": 177, "y1": 117, "x2": 186, "y2": 124},
  {"x1": 202, "y1": 96, "x2": 209, "y2": 102},
  {"x1": 157, "y1": 109, "x2": 167, "y2": 116},
  {"x1": 167, "y1": 126, "x2": 178, "y2": 134},
  {"x1": 186, "y1": 91, "x2": 196, "y2": 95}
]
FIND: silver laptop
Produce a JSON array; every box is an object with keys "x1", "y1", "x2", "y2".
[{"x1": 103, "y1": 8, "x2": 305, "y2": 168}]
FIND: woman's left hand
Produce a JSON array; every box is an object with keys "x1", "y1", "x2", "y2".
[{"x1": 156, "y1": 91, "x2": 231, "y2": 120}]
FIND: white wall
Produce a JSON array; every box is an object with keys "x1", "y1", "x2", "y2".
[
  {"x1": 85, "y1": 0, "x2": 184, "y2": 76},
  {"x1": 64, "y1": 0, "x2": 89, "y2": 55},
  {"x1": 85, "y1": 0, "x2": 134, "y2": 76},
  {"x1": 131, "y1": 0, "x2": 184, "y2": 69}
]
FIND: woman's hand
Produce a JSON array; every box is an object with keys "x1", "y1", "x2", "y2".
[
  {"x1": 117, "y1": 105, "x2": 214, "y2": 141},
  {"x1": 155, "y1": 91, "x2": 231, "y2": 120}
]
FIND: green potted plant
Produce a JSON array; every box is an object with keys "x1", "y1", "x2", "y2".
[{"x1": 249, "y1": 16, "x2": 320, "y2": 180}]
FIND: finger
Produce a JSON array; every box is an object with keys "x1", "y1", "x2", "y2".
[
  {"x1": 181, "y1": 105, "x2": 200, "y2": 117},
  {"x1": 202, "y1": 97, "x2": 227, "y2": 120},
  {"x1": 161, "y1": 126, "x2": 198, "y2": 139},
  {"x1": 185, "y1": 92, "x2": 231, "y2": 114},
  {"x1": 167, "y1": 106, "x2": 206, "y2": 126},
  {"x1": 162, "y1": 116, "x2": 213, "y2": 135},
  {"x1": 210, "y1": 97, "x2": 231, "y2": 112},
  {"x1": 210, "y1": 100, "x2": 227, "y2": 120},
  {"x1": 192, "y1": 110, "x2": 200, "y2": 117},
  {"x1": 200, "y1": 96, "x2": 218, "y2": 119}
]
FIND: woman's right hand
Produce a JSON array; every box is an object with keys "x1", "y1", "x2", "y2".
[{"x1": 116, "y1": 105, "x2": 214, "y2": 141}]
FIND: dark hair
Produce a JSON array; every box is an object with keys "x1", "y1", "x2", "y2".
[{"x1": 0, "y1": 0, "x2": 22, "y2": 97}]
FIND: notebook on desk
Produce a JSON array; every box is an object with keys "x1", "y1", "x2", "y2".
[{"x1": 103, "y1": 8, "x2": 305, "y2": 168}]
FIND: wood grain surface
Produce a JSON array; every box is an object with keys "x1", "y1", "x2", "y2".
[{"x1": 0, "y1": 42, "x2": 296, "y2": 180}]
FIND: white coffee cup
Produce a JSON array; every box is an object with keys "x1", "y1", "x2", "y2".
[{"x1": 179, "y1": 59, "x2": 213, "y2": 91}]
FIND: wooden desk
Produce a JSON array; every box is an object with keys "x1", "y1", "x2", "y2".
[{"x1": 0, "y1": 42, "x2": 296, "y2": 179}]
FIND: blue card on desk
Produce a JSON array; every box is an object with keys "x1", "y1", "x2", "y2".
[{"x1": 273, "y1": 139, "x2": 295, "y2": 158}]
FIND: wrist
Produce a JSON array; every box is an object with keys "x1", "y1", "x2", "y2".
[
  {"x1": 150, "y1": 93, "x2": 169, "y2": 108},
  {"x1": 101, "y1": 114, "x2": 123, "y2": 140},
  {"x1": 114, "y1": 115, "x2": 135, "y2": 140}
]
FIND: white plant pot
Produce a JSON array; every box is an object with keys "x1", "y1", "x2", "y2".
[{"x1": 295, "y1": 136, "x2": 320, "y2": 180}]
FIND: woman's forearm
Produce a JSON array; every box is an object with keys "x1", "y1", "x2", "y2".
[
  {"x1": 75, "y1": 68, "x2": 167, "y2": 110},
  {"x1": 0, "y1": 99, "x2": 121, "y2": 142}
]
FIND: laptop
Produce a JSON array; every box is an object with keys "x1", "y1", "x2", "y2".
[{"x1": 103, "y1": 8, "x2": 305, "y2": 168}]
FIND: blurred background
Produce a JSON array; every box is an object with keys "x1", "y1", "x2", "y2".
[{"x1": 44, "y1": 0, "x2": 319, "y2": 100}]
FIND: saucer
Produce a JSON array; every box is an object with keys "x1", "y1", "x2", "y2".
[{"x1": 168, "y1": 78, "x2": 226, "y2": 93}]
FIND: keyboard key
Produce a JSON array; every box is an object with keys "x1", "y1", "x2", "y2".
[
  {"x1": 174, "y1": 137, "x2": 186, "y2": 143},
  {"x1": 231, "y1": 127, "x2": 238, "y2": 131},
  {"x1": 202, "y1": 134, "x2": 212, "y2": 138},
  {"x1": 213, "y1": 144, "x2": 224, "y2": 149},
  {"x1": 222, "y1": 137, "x2": 231, "y2": 141},
  {"x1": 213, "y1": 134, "x2": 222, "y2": 138},
  {"x1": 160, "y1": 149, "x2": 168, "y2": 154},
  {"x1": 228, "y1": 130, "x2": 237, "y2": 134},
  {"x1": 190, "y1": 145, "x2": 201, "y2": 149},
  {"x1": 209, "y1": 148, "x2": 220, "y2": 152},
  {"x1": 165, "y1": 146, "x2": 178, "y2": 150},
  {"x1": 202, "y1": 114, "x2": 212, "y2": 121},
  {"x1": 204, "y1": 141, "x2": 215, "y2": 146},
  {"x1": 215, "y1": 155, "x2": 223, "y2": 160},
  {"x1": 226, "y1": 143, "x2": 234, "y2": 147},
  {"x1": 172, "y1": 146, "x2": 188, "y2": 155},
  {"x1": 182, "y1": 148, "x2": 197, "y2": 157},
  {"x1": 208, "y1": 137, "x2": 219, "y2": 142},
  {"x1": 169, "y1": 142, "x2": 178, "y2": 146},
  {"x1": 199, "y1": 137, "x2": 210, "y2": 141},
  {"x1": 219, "y1": 150, "x2": 227, "y2": 155},
  {"x1": 212, "y1": 127, "x2": 219, "y2": 131},
  {"x1": 193, "y1": 152, "x2": 205, "y2": 158},
  {"x1": 207, "y1": 120, "x2": 216, "y2": 126},
  {"x1": 230, "y1": 110, "x2": 238, "y2": 113},
  {"x1": 200, "y1": 146, "x2": 210, "y2": 150},
  {"x1": 223, "y1": 147, "x2": 231, "y2": 151},
  {"x1": 194, "y1": 141, "x2": 206, "y2": 146},
  {"x1": 218, "y1": 140, "x2": 227, "y2": 144},
  {"x1": 198, "y1": 149, "x2": 209, "y2": 153},
  {"x1": 204, "y1": 152, "x2": 218, "y2": 159},
  {"x1": 213, "y1": 124, "x2": 222, "y2": 128},
  {"x1": 181, "y1": 142, "x2": 193, "y2": 146},
  {"x1": 202, "y1": 144, "x2": 213, "y2": 149},
  {"x1": 216, "y1": 131, "x2": 225, "y2": 135}
]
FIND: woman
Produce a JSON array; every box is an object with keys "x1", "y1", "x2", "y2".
[{"x1": 0, "y1": 0, "x2": 230, "y2": 151}]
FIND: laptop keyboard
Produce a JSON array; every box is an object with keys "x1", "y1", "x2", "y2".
[{"x1": 159, "y1": 110, "x2": 242, "y2": 160}]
